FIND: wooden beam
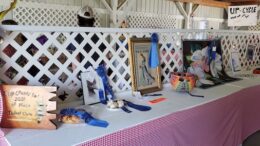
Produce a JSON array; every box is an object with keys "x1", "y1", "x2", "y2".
[
  {"x1": 192, "y1": 4, "x2": 200, "y2": 14},
  {"x1": 231, "y1": 2, "x2": 259, "y2": 5},
  {"x1": 172, "y1": 0, "x2": 231, "y2": 8},
  {"x1": 221, "y1": 0, "x2": 257, "y2": 2},
  {"x1": 101, "y1": 0, "x2": 113, "y2": 12},
  {"x1": 118, "y1": 0, "x2": 128, "y2": 10},
  {"x1": 220, "y1": 0, "x2": 259, "y2": 6},
  {"x1": 175, "y1": 2, "x2": 188, "y2": 18}
]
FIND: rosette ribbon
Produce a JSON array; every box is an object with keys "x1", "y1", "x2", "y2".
[{"x1": 149, "y1": 33, "x2": 159, "y2": 68}]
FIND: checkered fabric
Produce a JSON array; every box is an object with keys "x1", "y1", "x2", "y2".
[
  {"x1": 0, "y1": 89, "x2": 9, "y2": 146},
  {"x1": 78, "y1": 85, "x2": 260, "y2": 146}
]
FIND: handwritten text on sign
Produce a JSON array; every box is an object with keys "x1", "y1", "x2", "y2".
[
  {"x1": 228, "y1": 5, "x2": 257, "y2": 27},
  {"x1": 5, "y1": 90, "x2": 44, "y2": 122},
  {"x1": 0, "y1": 85, "x2": 57, "y2": 129}
]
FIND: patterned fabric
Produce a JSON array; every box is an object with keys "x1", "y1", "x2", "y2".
[{"x1": 78, "y1": 85, "x2": 260, "y2": 146}]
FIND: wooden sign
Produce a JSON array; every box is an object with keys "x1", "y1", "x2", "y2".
[
  {"x1": 0, "y1": 85, "x2": 57, "y2": 130},
  {"x1": 228, "y1": 5, "x2": 257, "y2": 26}
]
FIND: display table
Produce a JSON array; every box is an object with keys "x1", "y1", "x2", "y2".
[{"x1": 1, "y1": 78, "x2": 260, "y2": 146}]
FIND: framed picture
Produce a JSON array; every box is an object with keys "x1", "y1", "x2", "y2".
[
  {"x1": 183, "y1": 39, "x2": 238, "y2": 89},
  {"x1": 128, "y1": 38, "x2": 162, "y2": 94},
  {"x1": 81, "y1": 67, "x2": 101, "y2": 105},
  {"x1": 246, "y1": 43, "x2": 257, "y2": 60}
]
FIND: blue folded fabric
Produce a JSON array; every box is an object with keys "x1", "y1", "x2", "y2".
[{"x1": 60, "y1": 108, "x2": 109, "y2": 128}]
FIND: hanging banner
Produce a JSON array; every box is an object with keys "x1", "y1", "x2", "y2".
[{"x1": 228, "y1": 5, "x2": 257, "y2": 26}]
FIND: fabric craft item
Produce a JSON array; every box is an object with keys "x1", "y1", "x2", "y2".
[
  {"x1": 149, "y1": 33, "x2": 159, "y2": 68},
  {"x1": 171, "y1": 72, "x2": 204, "y2": 98},
  {"x1": 170, "y1": 72, "x2": 195, "y2": 92},
  {"x1": 59, "y1": 108, "x2": 109, "y2": 128}
]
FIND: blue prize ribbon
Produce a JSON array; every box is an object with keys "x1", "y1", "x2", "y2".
[
  {"x1": 123, "y1": 100, "x2": 151, "y2": 111},
  {"x1": 96, "y1": 65, "x2": 116, "y2": 103},
  {"x1": 98, "y1": 89, "x2": 107, "y2": 104},
  {"x1": 210, "y1": 41, "x2": 216, "y2": 60},
  {"x1": 121, "y1": 106, "x2": 132, "y2": 113},
  {"x1": 149, "y1": 33, "x2": 159, "y2": 68},
  {"x1": 60, "y1": 108, "x2": 109, "y2": 128}
]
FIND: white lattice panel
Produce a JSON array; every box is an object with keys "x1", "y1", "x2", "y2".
[
  {"x1": 12, "y1": 1, "x2": 101, "y2": 27},
  {"x1": 249, "y1": 21, "x2": 260, "y2": 31},
  {"x1": 1, "y1": 26, "x2": 260, "y2": 105},
  {"x1": 127, "y1": 12, "x2": 177, "y2": 29}
]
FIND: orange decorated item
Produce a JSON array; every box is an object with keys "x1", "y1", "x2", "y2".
[{"x1": 170, "y1": 72, "x2": 196, "y2": 92}]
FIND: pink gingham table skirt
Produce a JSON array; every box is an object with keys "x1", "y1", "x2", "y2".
[
  {"x1": 78, "y1": 85, "x2": 260, "y2": 146},
  {"x1": 0, "y1": 89, "x2": 9, "y2": 146}
]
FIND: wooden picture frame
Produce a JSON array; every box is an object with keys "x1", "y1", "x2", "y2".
[{"x1": 128, "y1": 38, "x2": 162, "y2": 94}]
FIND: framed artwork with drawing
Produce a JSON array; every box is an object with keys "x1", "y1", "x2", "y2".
[
  {"x1": 81, "y1": 67, "x2": 100, "y2": 105},
  {"x1": 128, "y1": 38, "x2": 162, "y2": 94}
]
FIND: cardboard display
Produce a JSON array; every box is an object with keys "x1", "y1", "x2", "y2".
[{"x1": 0, "y1": 85, "x2": 57, "y2": 130}]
